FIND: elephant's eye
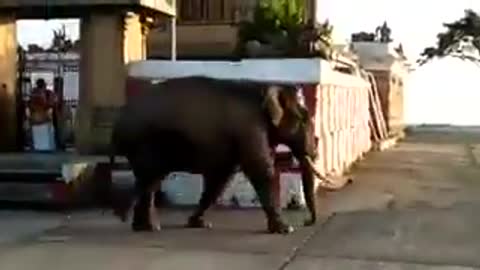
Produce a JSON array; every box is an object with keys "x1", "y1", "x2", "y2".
[{"x1": 296, "y1": 106, "x2": 310, "y2": 122}]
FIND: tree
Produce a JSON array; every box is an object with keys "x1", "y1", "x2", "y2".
[
  {"x1": 47, "y1": 24, "x2": 77, "y2": 78},
  {"x1": 418, "y1": 9, "x2": 480, "y2": 65},
  {"x1": 48, "y1": 24, "x2": 74, "y2": 53},
  {"x1": 237, "y1": 0, "x2": 305, "y2": 47}
]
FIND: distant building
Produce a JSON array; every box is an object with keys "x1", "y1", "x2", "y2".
[{"x1": 351, "y1": 41, "x2": 411, "y2": 137}]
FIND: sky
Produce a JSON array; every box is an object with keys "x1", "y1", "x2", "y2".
[
  {"x1": 316, "y1": 0, "x2": 479, "y2": 60},
  {"x1": 405, "y1": 57, "x2": 480, "y2": 125},
  {"x1": 17, "y1": 19, "x2": 79, "y2": 49}
]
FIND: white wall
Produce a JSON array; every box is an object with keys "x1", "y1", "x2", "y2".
[{"x1": 63, "y1": 71, "x2": 79, "y2": 100}]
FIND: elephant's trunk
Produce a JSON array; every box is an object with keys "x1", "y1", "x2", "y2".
[
  {"x1": 299, "y1": 156, "x2": 336, "y2": 226},
  {"x1": 299, "y1": 159, "x2": 316, "y2": 226},
  {"x1": 304, "y1": 156, "x2": 335, "y2": 186}
]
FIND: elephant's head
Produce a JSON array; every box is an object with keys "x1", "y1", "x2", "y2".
[
  {"x1": 263, "y1": 85, "x2": 322, "y2": 226},
  {"x1": 263, "y1": 85, "x2": 317, "y2": 159}
]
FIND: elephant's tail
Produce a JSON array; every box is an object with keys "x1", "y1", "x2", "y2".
[
  {"x1": 108, "y1": 126, "x2": 121, "y2": 170},
  {"x1": 99, "y1": 143, "x2": 116, "y2": 216},
  {"x1": 105, "y1": 139, "x2": 133, "y2": 223},
  {"x1": 108, "y1": 145, "x2": 116, "y2": 170}
]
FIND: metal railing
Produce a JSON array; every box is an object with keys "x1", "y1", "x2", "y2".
[{"x1": 177, "y1": 0, "x2": 257, "y2": 25}]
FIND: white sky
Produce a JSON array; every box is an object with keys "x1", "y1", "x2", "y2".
[
  {"x1": 316, "y1": 0, "x2": 479, "y2": 59},
  {"x1": 17, "y1": 19, "x2": 79, "y2": 49}
]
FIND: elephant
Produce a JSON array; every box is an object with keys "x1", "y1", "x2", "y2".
[{"x1": 108, "y1": 76, "x2": 326, "y2": 234}]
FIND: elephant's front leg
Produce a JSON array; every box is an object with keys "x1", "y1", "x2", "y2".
[
  {"x1": 247, "y1": 168, "x2": 294, "y2": 234},
  {"x1": 240, "y1": 140, "x2": 294, "y2": 234},
  {"x1": 187, "y1": 170, "x2": 233, "y2": 229}
]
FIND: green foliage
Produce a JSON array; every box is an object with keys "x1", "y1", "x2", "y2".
[
  {"x1": 237, "y1": 0, "x2": 333, "y2": 58},
  {"x1": 257, "y1": 0, "x2": 304, "y2": 30},
  {"x1": 238, "y1": 0, "x2": 305, "y2": 44},
  {"x1": 418, "y1": 9, "x2": 480, "y2": 65},
  {"x1": 308, "y1": 20, "x2": 334, "y2": 46},
  {"x1": 49, "y1": 24, "x2": 74, "y2": 53}
]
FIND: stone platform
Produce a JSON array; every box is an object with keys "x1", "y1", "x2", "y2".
[
  {"x1": 0, "y1": 152, "x2": 310, "y2": 209},
  {"x1": 0, "y1": 152, "x2": 114, "y2": 205}
]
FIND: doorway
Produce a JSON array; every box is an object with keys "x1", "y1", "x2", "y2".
[{"x1": 16, "y1": 19, "x2": 80, "y2": 152}]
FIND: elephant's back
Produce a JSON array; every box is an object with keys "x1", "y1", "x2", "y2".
[
  {"x1": 115, "y1": 77, "x2": 266, "y2": 148},
  {"x1": 127, "y1": 77, "x2": 265, "y2": 129}
]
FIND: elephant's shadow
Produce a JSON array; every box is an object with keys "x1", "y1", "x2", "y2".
[{"x1": 35, "y1": 209, "x2": 316, "y2": 254}]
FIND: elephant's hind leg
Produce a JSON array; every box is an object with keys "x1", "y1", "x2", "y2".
[
  {"x1": 187, "y1": 167, "x2": 235, "y2": 229},
  {"x1": 129, "y1": 153, "x2": 163, "y2": 232}
]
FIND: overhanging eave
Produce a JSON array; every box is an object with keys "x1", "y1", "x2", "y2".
[{"x1": 0, "y1": 0, "x2": 176, "y2": 19}]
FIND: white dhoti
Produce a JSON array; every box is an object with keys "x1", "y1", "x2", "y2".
[{"x1": 32, "y1": 122, "x2": 56, "y2": 151}]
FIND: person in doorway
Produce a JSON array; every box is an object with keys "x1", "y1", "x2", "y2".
[{"x1": 27, "y1": 78, "x2": 57, "y2": 151}]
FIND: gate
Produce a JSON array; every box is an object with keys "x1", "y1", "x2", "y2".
[{"x1": 17, "y1": 50, "x2": 79, "y2": 151}]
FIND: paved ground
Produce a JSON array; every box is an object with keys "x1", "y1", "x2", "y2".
[{"x1": 1, "y1": 126, "x2": 480, "y2": 269}]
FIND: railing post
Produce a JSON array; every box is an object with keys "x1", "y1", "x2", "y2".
[{"x1": 170, "y1": 15, "x2": 177, "y2": 60}]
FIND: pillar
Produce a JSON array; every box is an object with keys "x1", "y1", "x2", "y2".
[
  {"x1": 0, "y1": 14, "x2": 18, "y2": 152},
  {"x1": 76, "y1": 11, "x2": 147, "y2": 154},
  {"x1": 53, "y1": 76, "x2": 65, "y2": 150},
  {"x1": 124, "y1": 12, "x2": 148, "y2": 62}
]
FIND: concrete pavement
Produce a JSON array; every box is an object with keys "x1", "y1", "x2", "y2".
[
  {"x1": 1, "y1": 126, "x2": 480, "y2": 269},
  {"x1": 0, "y1": 211, "x2": 65, "y2": 245},
  {"x1": 299, "y1": 203, "x2": 480, "y2": 268}
]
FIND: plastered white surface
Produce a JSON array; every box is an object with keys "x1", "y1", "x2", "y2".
[{"x1": 127, "y1": 58, "x2": 323, "y2": 84}]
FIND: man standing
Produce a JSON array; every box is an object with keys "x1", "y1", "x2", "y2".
[{"x1": 28, "y1": 78, "x2": 57, "y2": 151}]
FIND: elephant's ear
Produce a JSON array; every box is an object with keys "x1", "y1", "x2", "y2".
[{"x1": 264, "y1": 86, "x2": 284, "y2": 127}]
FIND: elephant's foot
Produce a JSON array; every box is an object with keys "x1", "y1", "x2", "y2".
[
  {"x1": 131, "y1": 210, "x2": 161, "y2": 232},
  {"x1": 112, "y1": 196, "x2": 136, "y2": 223},
  {"x1": 150, "y1": 207, "x2": 162, "y2": 231},
  {"x1": 132, "y1": 220, "x2": 161, "y2": 232},
  {"x1": 113, "y1": 209, "x2": 127, "y2": 223},
  {"x1": 187, "y1": 216, "x2": 213, "y2": 229},
  {"x1": 113, "y1": 203, "x2": 132, "y2": 223},
  {"x1": 303, "y1": 217, "x2": 316, "y2": 227},
  {"x1": 132, "y1": 222, "x2": 154, "y2": 232},
  {"x1": 267, "y1": 219, "x2": 294, "y2": 234}
]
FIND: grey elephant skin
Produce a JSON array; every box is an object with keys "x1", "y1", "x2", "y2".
[{"x1": 108, "y1": 76, "x2": 323, "y2": 234}]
